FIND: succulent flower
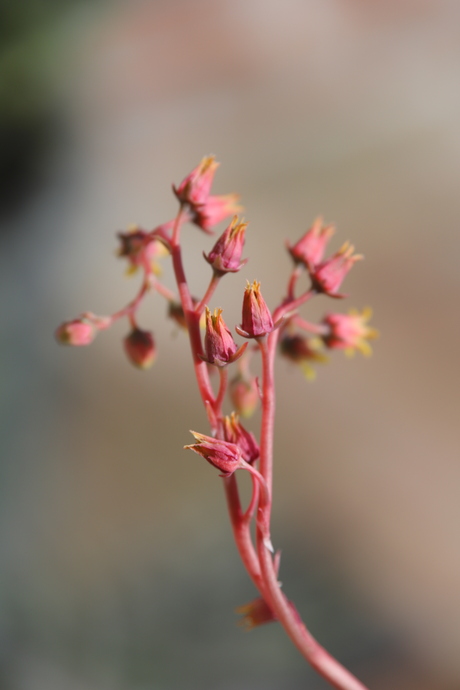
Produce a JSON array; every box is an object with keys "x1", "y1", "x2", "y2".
[
  {"x1": 204, "y1": 216, "x2": 248, "y2": 274},
  {"x1": 237, "y1": 281, "x2": 274, "y2": 339}
]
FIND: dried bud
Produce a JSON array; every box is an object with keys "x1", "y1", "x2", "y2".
[
  {"x1": 123, "y1": 328, "x2": 156, "y2": 369},
  {"x1": 184, "y1": 431, "x2": 242, "y2": 477},
  {"x1": 286, "y1": 216, "x2": 335, "y2": 269},
  {"x1": 204, "y1": 216, "x2": 248, "y2": 274},
  {"x1": 229, "y1": 373, "x2": 259, "y2": 418},
  {"x1": 236, "y1": 597, "x2": 277, "y2": 630},
  {"x1": 55, "y1": 319, "x2": 95, "y2": 346},
  {"x1": 322, "y1": 308, "x2": 378, "y2": 356},
  {"x1": 311, "y1": 242, "x2": 363, "y2": 298},
  {"x1": 280, "y1": 333, "x2": 327, "y2": 379},
  {"x1": 222, "y1": 413, "x2": 259, "y2": 464},
  {"x1": 238, "y1": 281, "x2": 274, "y2": 339},
  {"x1": 203, "y1": 308, "x2": 247, "y2": 366}
]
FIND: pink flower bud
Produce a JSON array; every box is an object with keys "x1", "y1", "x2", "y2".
[
  {"x1": 203, "y1": 308, "x2": 247, "y2": 366},
  {"x1": 123, "y1": 328, "x2": 156, "y2": 369},
  {"x1": 311, "y1": 242, "x2": 363, "y2": 298},
  {"x1": 238, "y1": 281, "x2": 274, "y2": 339},
  {"x1": 204, "y1": 216, "x2": 248, "y2": 274},
  {"x1": 229, "y1": 373, "x2": 259, "y2": 418},
  {"x1": 173, "y1": 156, "x2": 241, "y2": 234},
  {"x1": 286, "y1": 216, "x2": 335, "y2": 269},
  {"x1": 184, "y1": 431, "x2": 242, "y2": 477},
  {"x1": 193, "y1": 194, "x2": 242, "y2": 234},
  {"x1": 55, "y1": 319, "x2": 95, "y2": 346},
  {"x1": 222, "y1": 413, "x2": 259, "y2": 464},
  {"x1": 322, "y1": 308, "x2": 378, "y2": 356},
  {"x1": 173, "y1": 156, "x2": 219, "y2": 206},
  {"x1": 118, "y1": 226, "x2": 169, "y2": 275}
]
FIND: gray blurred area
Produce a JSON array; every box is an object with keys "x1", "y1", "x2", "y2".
[{"x1": 1, "y1": 0, "x2": 460, "y2": 688}]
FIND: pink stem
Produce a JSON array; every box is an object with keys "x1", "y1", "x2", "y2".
[
  {"x1": 292, "y1": 314, "x2": 328, "y2": 335},
  {"x1": 215, "y1": 367, "x2": 228, "y2": 418},
  {"x1": 255, "y1": 333, "x2": 369, "y2": 690},
  {"x1": 170, "y1": 208, "x2": 215, "y2": 426},
  {"x1": 195, "y1": 273, "x2": 221, "y2": 316}
]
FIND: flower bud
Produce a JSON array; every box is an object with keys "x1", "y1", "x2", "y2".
[
  {"x1": 229, "y1": 373, "x2": 259, "y2": 418},
  {"x1": 238, "y1": 281, "x2": 273, "y2": 338},
  {"x1": 222, "y1": 413, "x2": 259, "y2": 464},
  {"x1": 203, "y1": 308, "x2": 247, "y2": 366},
  {"x1": 173, "y1": 155, "x2": 219, "y2": 206},
  {"x1": 311, "y1": 242, "x2": 363, "y2": 298},
  {"x1": 235, "y1": 597, "x2": 277, "y2": 630},
  {"x1": 173, "y1": 156, "x2": 241, "y2": 233},
  {"x1": 55, "y1": 319, "x2": 95, "y2": 346},
  {"x1": 322, "y1": 308, "x2": 378, "y2": 356},
  {"x1": 279, "y1": 333, "x2": 327, "y2": 379},
  {"x1": 184, "y1": 431, "x2": 242, "y2": 477},
  {"x1": 123, "y1": 328, "x2": 156, "y2": 369},
  {"x1": 193, "y1": 194, "x2": 242, "y2": 234},
  {"x1": 286, "y1": 216, "x2": 335, "y2": 270},
  {"x1": 204, "y1": 216, "x2": 248, "y2": 274},
  {"x1": 118, "y1": 226, "x2": 169, "y2": 275}
]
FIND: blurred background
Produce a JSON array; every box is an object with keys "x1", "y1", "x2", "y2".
[{"x1": 1, "y1": 0, "x2": 460, "y2": 688}]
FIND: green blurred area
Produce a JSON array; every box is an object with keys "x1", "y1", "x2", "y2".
[{"x1": 0, "y1": 0, "x2": 93, "y2": 216}]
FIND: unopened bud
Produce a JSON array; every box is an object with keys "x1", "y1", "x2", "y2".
[
  {"x1": 123, "y1": 328, "x2": 156, "y2": 369},
  {"x1": 222, "y1": 413, "x2": 259, "y2": 464},
  {"x1": 229, "y1": 373, "x2": 259, "y2": 418},
  {"x1": 238, "y1": 281, "x2": 273, "y2": 339},
  {"x1": 286, "y1": 216, "x2": 335, "y2": 269},
  {"x1": 203, "y1": 307, "x2": 247, "y2": 366},
  {"x1": 55, "y1": 319, "x2": 95, "y2": 346},
  {"x1": 312, "y1": 242, "x2": 363, "y2": 298},
  {"x1": 204, "y1": 216, "x2": 247, "y2": 274},
  {"x1": 280, "y1": 333, "x2": 327, "y2": 379}
]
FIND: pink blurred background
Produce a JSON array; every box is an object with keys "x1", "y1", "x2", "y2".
[{"x1": 1, "y1": 1, "x2": 460, "y2": 688}]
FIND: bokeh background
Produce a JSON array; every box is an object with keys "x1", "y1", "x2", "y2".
[{"x1": 1, "y1": 1, "x2": 460, "y2": 688}]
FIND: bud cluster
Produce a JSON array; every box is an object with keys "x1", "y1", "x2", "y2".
[{"x1": 56, "y1": 156, "x2": 377, "y2": 690}]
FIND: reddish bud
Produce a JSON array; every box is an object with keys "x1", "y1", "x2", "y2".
[
  {"x1": 312, "y1": 242, "x2": 363, "y2": 298},
  {"x1": 204, "y1": 216, "x2": 248, "y2": 274},
  {"x1": 123, "y1": 328, "x2": 156, "y2": 369},
  {"x1": 280, "y1": 333, "x2": 327, "y2": 379},
  {"x1": 184, "y1": 431, "x2": 242, "y2": 477},
  {"x1": 238, "y1": 281, "x2": 274, "y2": 339},
  {"x1": 55, "y1": 319, "x2": 95, "y2": 346},
  {"x1": 222, "y1": 413, "x2": 259, "y2": 464},
  {"x1": 286, "y1": 216, "x2": 335, "y2": 269},
  {"x1": 229, "y1": 373, "x2": 259, "y2": 418},
  {"x1": 173, "y1": 156, "x2": 219, "y2": 207},
  {"x1": 203, "y1": 308, "x2": 247, "y2": 366},
  {"x1": 118, "y1": 225, "x2": 169, "y2": 275},
  {"x1": 168, "y1": 298, "x2": 202, "y2": 330},
  {"x1": 193, "y1": 194, "x2": 242, "y2": 234},
  {"x1": 322, "y1": 307, "x2": 378, "y2": 356},
  {"x1": 173, "y1": 156, "x2": 241, "y2": 234}
]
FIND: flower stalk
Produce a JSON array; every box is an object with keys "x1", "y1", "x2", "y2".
[{"x1": 56, "y1": 157, "x2": 377, "y2": 690}]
